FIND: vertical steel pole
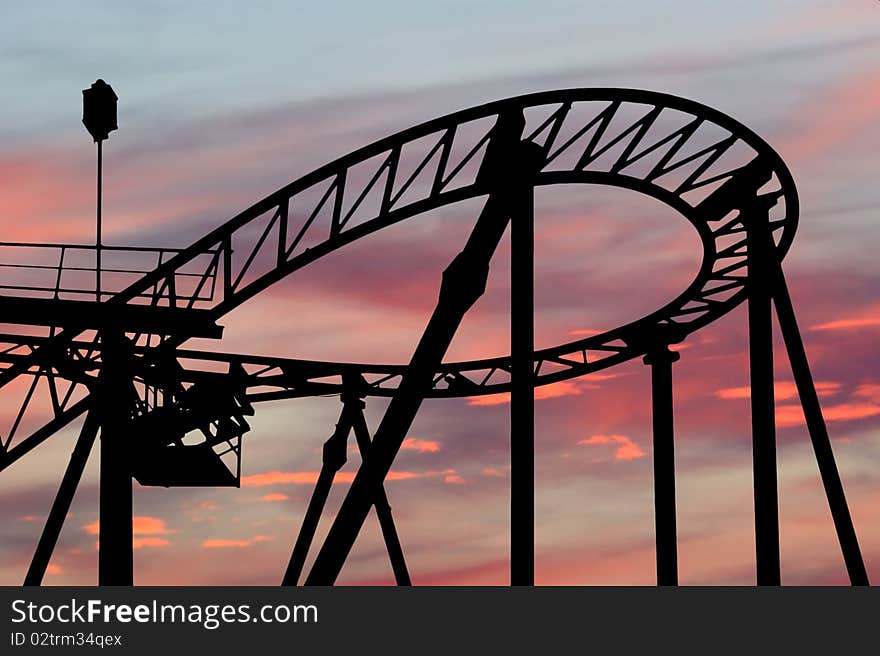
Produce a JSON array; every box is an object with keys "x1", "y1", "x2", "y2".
[
  {"x1": 96, "y1": 139, "x2": 102, "y2": 302},
  {"x1": 747, "y1": 206, "x2": 781, "y2": 586},
  {"x1": 644, "y1": 346, "x2": 680, "y2": 586},
  {"x1": 510, "y1": 177, "x2": 535, "y2": 586},
  {"x1": 98, "y1": 330, "x2": 133, "y2": 585}
]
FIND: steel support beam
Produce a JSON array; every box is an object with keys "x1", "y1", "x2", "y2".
[
  {"x1": 98, "y1": 331, "x2": 134, "y2": 586},
  {"x1": 644, "y1": 346, "x2": 680, "y2": 586},
  {"x1": 24, "y1": 409, "x2": 100, "y2": 586},
  {"x1": 772, "y1": 271, "x2": 869, "y2": 585},
  {"x1": 747, "y1": 206, "x2": 780, "y2": 586},
  {"x1": 281, "y1": 401, "x2": 355, "y2": 586},
  {"x1": 510, "y1": 174, "x2": 535, "y2": 586},
  {"x1": 350, "y1": 408, "x2": 411, "y2": 586},
  {"x1": 283, "y1": 386, "x2": 411, "y2": 586},
  {"x1": 305, "y1": 120, "x2": 540, "y2": 585}
]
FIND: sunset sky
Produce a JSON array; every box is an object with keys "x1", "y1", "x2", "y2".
[{"x1": 1, "y1": 1, "x2": 879, "y2": 585}]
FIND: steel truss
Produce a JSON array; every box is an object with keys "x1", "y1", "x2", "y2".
[{"x1": 0, "y1": 89, "x2": 867, "y2": 586}]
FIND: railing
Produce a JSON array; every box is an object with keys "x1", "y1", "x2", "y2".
[{"x1": 0, "y1": 242, "x2": 219, "y2": 304}]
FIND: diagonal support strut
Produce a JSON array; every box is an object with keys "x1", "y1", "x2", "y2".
[
  {"x1": 24, "y1": 408, "x2": 100, "y2": 586},
  {"x1": 282, "y1": 380, "x2": 411, "y2": 586},
  {"x1": 305, "y1": 115, "x2": 543, "y2": 585}
]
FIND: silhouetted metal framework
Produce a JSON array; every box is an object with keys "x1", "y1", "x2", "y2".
[{"x1": 0, "y1": 88, "x2": 868, "y2": 587}]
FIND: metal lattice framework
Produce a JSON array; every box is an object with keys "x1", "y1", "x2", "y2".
[{"x1": 0, "y1": 88, "x2": 868, "y2": 588}]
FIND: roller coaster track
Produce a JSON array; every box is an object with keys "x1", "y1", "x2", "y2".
[
  {"x1": 0, "y1": 89, "x2": 798, "y2": 471},
  {"x1": 14, "y1": 87, "x2": 866, "y2": 590}
]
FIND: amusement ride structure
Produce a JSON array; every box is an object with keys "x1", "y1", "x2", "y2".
[{"x1": 0, "y1": 86, "x2": 869, "y2": 586}]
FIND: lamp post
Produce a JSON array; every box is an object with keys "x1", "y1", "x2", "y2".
[{"x1": 82, "y1": 79, "x2": 117, "y2": 301}]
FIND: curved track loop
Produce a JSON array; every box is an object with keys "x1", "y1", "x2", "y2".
[{"x1": 132, "y1": 88, "x2": 799, "y2": 399}]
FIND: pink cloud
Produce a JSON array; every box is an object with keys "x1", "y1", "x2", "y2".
[
  {"x1": 811, "y1": 317, "x2": 880, "y2": 332},
  {"x1": 778, "y1": 66, "x2": 880, "y2": 166},
  {"x1": 854, "y1": 384, "x2": 880, "y2": 401},
  {"x1": 482, "y1": 468, "x2": 506, "y2": 478},
  {"x1": 715, "y1": 381, "x2": 841, "y2": 401},
  {"x1": 259, "y1": 493, "x2": 289, "y2": 502},
  {"x1": 401, "y1": 438, "x2": 441, "y2": 453},
  {"x1": 201, "y1": 535, "x2": 271, "y2": 549}
]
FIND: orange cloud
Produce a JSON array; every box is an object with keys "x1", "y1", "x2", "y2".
[
  {"x1": 132, "y1": 537, "x2": 171, "y2": 550},
  {"x1": 776, "y1": 401, "x2": 880, "y2": 427},
  {"x1": 45, "y1": 564, "x2": 63, "y2": 575},
  {"x1": 401, "y1": 438, "x2": 441, "y2": 453},
  {"x1": 468, "y1": 380, "x2": 584, "y2": 406},
  {"x1": 83, "y1": 516, "x2": 173, "y2": 536},
  {"x1": 577, "y1": 434, "x2": 647, "y2": 461},
  {"x1": 132, "y1": 517, "x2": 174, "y2": 535},
  {"x1": 202, "y1": 535, "x2": 270, "y2": 549},
  {"x1": 241, "y1": 471, "x2": 324, "y2": 486},
  {"x1": 260, "y1": 493, "x2": 289, "y2": 502},
  {"x1": 717, "y1": 381, "x2": 880, "y2": 427},
  {"x1": 241, "y1": 469, "x2": 454, "y2": 487},
  {"x1": 715, "y1": 381, "x2": 841, "y2": 401},
  {"x1": 444, "y1": 473, "x2": 466, "y2": 485}
]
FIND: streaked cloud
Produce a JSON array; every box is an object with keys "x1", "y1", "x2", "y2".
[
  {"x1": 401, "y1": 438, "x2": 442, "y2": 453},
  {"x1": 201, "y1": 535, "x2": 271, "y2": 549},
  {"x1": 82, "y1": 516, "x2": 173, "y2": 536},
  {"x1": 241, "y1": 469, "x2": 455, "y2": 487},
  {"x1": 467, "y1": 380, "x2": 584, "y2": 406},
  {"x1": 812, "y1": 317, "x2": 880, "y2": 332},
  {"x1": 577, "y1": 434, "x2": 647, "y2": 461},
  {"x1": 259, "y1": 493, "x2": 289, "y2": 502},
  {"x1": 715, "y1": 381, "x2": 842, "y2": 401}
]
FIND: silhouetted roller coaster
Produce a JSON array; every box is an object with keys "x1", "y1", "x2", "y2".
[{"x1": 0, "y1": 88, "x2": 868, "y2": 586}]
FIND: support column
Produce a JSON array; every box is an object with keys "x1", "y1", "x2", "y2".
[
  {"x1": 98, "y1": 330, "x2": 134, "y2": 586},
  {"x1": 510, "y1": 172, "x2": 535, "y2": 586},
  {"x1": 772, "y1": 271, "x2": 869, "y2": 585},
  {"x1": 747, "y1": 206, "x2": 781, "y2": 586},
  {"x1": 25, "y1": 409, "x2": 99, "y2": 586},
  {"x1": 644, "y1": 345, "x2": 680, "y2": 586}
]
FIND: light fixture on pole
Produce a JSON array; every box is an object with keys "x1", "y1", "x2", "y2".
[{"x1": 82, "y1": 79, "x2": 117, "y2": 301}]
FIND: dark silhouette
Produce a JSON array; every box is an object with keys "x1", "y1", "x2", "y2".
[{"x1": 0, "y1": 87, "x2": 867, "y2": 587}]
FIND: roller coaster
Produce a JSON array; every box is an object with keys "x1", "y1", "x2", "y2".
[{"x1": 0, "y1": 88, "x2": 868, "y2": 586}]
